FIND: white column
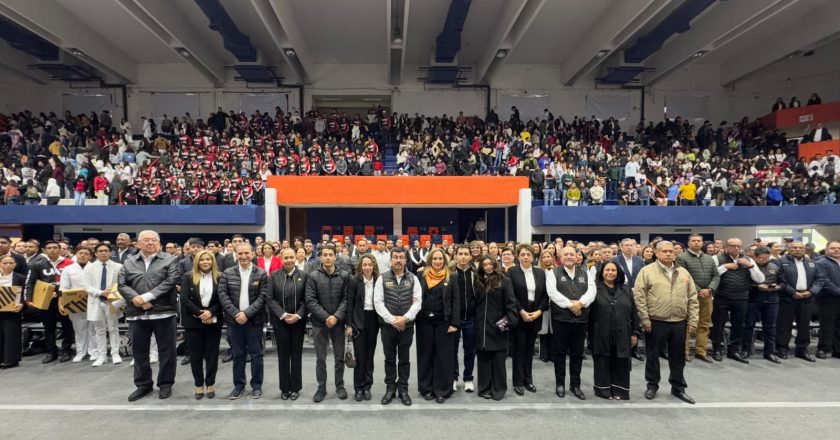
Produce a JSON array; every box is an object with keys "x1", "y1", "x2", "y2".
[
  {"x1": 264, "y1": 188, "x2": 279, "y2": 242},
  {"x1": 516, "y1": 188, "x2": 532, "y2": 243},
  {"x1": 393, "y1": 206, "x2": 402, "y2": 237}
]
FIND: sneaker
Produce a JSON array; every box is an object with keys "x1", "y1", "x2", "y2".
[
  {"x1": 72, "y1": 352, "x2": 86, "y2": 363},
  {"x1": 464, "y1": 381, "x2": 475, "y2": 393},
  {"x1": 92, "y1": 356, "x2": 105, "y2": 367},
  {"x1": 112, "y1": 354, "x2": 123, "y2": 365},
  {"x1": 453, "y1": 381, "x2": 459, "y2": 392}
]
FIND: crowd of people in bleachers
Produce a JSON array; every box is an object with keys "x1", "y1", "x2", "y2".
[{"x1": 0, "y1": 95, "x2": 836, "y2": 206}]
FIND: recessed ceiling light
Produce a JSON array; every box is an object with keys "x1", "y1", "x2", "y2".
[
  {"x1": 596, "y1": 50, "x2": 609, "y2": 58},
  {"x1": 284, "y1": 48, "x2": 296, "y2": 57},
  {"x1": 496, "y1": 49, "x2": 508, "y2": 58}
]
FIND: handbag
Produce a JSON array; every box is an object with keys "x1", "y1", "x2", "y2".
[
  {"x1": 495, "y1": 316, "x2": 512, "y2": 332},
  {"x1": 344, "y1": 334, "x2": 356, "y2": 368}
]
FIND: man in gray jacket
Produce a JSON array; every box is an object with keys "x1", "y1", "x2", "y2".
[
  {"x1": 305, "y1": 245, "x2": 349, "y2": 402},
  {"x1": 119, "y1": 230, "x2": 183, "y2": 402}
]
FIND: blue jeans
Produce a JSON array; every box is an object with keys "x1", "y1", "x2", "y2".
[
  {"x1": 73, "y1": 191, "x2": 86, "y2": 206},
  {"x1": 640, "y1": 197, "x2": 650, "y2": 206},
  {"x1": 25, "y1": 199, "x2": 40, "y2": 205},
  {"x1": 228, "y1": 321, "x2": 264, "y2": 390},
  {"x1": 543, "y1": 189, "x2": 556, "y2": 205},
  {"x1": 743, "y1": 301, "x2": 779, "y2": 358},
  {"x1": 701, "y1": 199, "x2": 712, "y2": 206},
  {"x1": 453, "y1": 319, "x2": 476, "y2": 382},
  {"x1": 493, "y1": 153, "x2": 502, "y2": 171}
]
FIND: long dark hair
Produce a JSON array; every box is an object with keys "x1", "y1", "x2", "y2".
[
  {"x1": 477, "y1": 256, "x2": 503, "y2": 294},
  {"x1": 596, "y1": 261, "x2": 626, "y2": 287},
  {"x1": 353, "y1": 253, "x2": 379, "y2": 282}
]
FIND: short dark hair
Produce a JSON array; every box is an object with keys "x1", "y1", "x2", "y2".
[
  {"x1": 390, "y1": 246, "x2": 406, "y2": 256},
  {"x1": 318, "y1": 244, "x2": 336, "y2": 256},
  {"x1": 95, "y1": 243, "x2": 113, "y2": 252},
  {"x1": 0, "y1": 235, "x2": 10, "y2": 242},
  {"x1": 43, "y1": 240, "x2": 59, "y2": 248},
  {"x1": 187, "y1": 237, "x2": 205, "y2": 246},
  {"x1": 753, "y1": 246, "x2": 771, "y2": 257}
]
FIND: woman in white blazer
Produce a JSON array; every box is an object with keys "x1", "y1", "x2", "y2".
[
  {"x1": 60, "y1": 246, "x2": 97, "y2": 363},
  {"x1": 83, "y1": 243, "x2": 125, "y2": 367}
]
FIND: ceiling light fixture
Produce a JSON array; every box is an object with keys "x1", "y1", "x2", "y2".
[
  {"x1": 69, "y1": 48, "x2": 84, "y2": 57},
  {"x1": 393, "y1": 26, "x2": 403, "y2": 45},
  {"x1": 595, "y1": 50, "x2": 609, "y2": 58},
  {"x1": 176, "y1": 48, "x2": 191, "y2": 58},
  {"x1": 496, "y1": 49, "x2": 508, "y2": 58},
  {"x1": 692, "y1": 50, "x2": 708, "y2": 58},
  {"x1": 284, "y1": 48, "x2": 296, "y2": 57}
]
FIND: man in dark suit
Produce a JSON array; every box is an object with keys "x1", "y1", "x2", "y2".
[
  {"x1": 218, "y1": 243, "x2": 268, "y2": 399},
  {"x1": 808, "y1": 123, "x2": 832, "y2": 142},
  {"x1": 0, "y1": 235, "x2": 27, "y2": 276},
  {"x1": 509, "y1": 244, "x2": 548, "y2": 395},
  {"x1": 111, "y1": 233, "x2": 136, "y2": 264},
  {"x1": 776, "y1": 242, "x2": 823, "y2": 362},
  {"x1": 815, "y1": 241, "x2": 840, "y2": 359},
  {"x1": 220, "y1": 235, "x2": 247, "y2": 270}
]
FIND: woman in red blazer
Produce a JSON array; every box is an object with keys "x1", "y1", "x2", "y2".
[{"x1": 257, "y1": 243, "x2": 282, "y2": 276}]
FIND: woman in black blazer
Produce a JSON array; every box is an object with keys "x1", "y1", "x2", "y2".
[
  {"x1": 416, "y1": 248, "x2": 460, "y2": 403},
  {"x1": 345, "y1": 254, "x2": 379, "y2": 402},
  {"x1": 475, "y1": 256, "x2": 517, "y2": 400},
  {"x1": 508, "y1": 244, "x2": 548, "y2": 395},
  {"x1": 0, "y1": 255, "x2": 26, "y2": 369},
  {"x1": 180, "y1": 250, "x2": 224, "y2": 399},
  {"x1": 266, "y1": 248, "x2": 308, "y2": 401}
]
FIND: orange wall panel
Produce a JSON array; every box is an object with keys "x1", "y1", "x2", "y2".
[
  {"x1": 268, "y1": 176, "x2": 529, "y2": 206},
  {"x1": 799, "y1": 140, "x2": 840, "y2": 161}
]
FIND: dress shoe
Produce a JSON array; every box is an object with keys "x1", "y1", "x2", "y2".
[
  {"x1": 159, "y1": 386, "x2": 172, "y2": 399},
  {"x1": 181, "y1": 355, "x2": 191, "y2": 366},
  {"x1": 478, "y1": 392, "x2": 492, "y2": 399},
  {"x1": 363, "y1": 390, "x2": 372, "y2": 401},
  {"x1": 289, "y1": 392, "x2": 299, "y2": 401},
  {"x1": 251, "y1": 389, "x2": 263, "y2": 399},
  {"x1": 555, "y1": 385, "x2": 565, "y2": 398},
  {"x1": 59, "y1": 352, "x2": 72, "y2": 363},
  {"x1": 381, "y1": 389, "x2": 396, "y2": 405},
  {"x1": 570, "y1": 387, "x2": 586, "y2": 400},
  {"x1": 464, "y1": 381, "x2": 475, "y2": 393},
  {"x1": 128, "y1": 387, "x2": 152, "y2": 402},
  {"x1": 42, "y1": 354, "x2": 58, "y2": 364},
  {"x1": 671, "y1": 389, "x2": 695, "y2": 404},
  {"x1": 336, "y1": 387, "x2": 348, "y2": 400},
  {"x1": 0, "y1": 362, "x2": 18, "y2": 369},
  {"x1": 513, "y1": 386, "x2": 524, "y2": 396},
  {"x1": 313, "y1": 388, "x2": 327, "y2": 403},
  {"x1": 398, "y1": 391, "x2": 412, "y2": 406},
  {"x1": 195, "y1": 387, "x2": 204, "y2": 400},
  {"x1": 727, "y1": 352, "x2": 750, "y2": 364},
  {"x1": 712, "y1": 351, "x2": 723, "y2": 362},
  {"x1": 644, "y1": 386, "x2": 657, "y2": 400},
  {"x1": 112, "y1": 354, "x2": 122, "y2": 365},
  {"x1": 229, "y1": 388, "x2": 245, "y2": 400},
  {"x1": 815, "y1": 350, "x2": 828, "y2": 360},
  {"x1": 435, "y1": 396, "x2": 446, "y2": 404},
  {"x1": 695, "y1": 354, "x2": 714, "y2": 363},
  {"x1": 354, "y1": 390, "x2": 364, "y2": 402},
  {"x1": 72, "y1": 352, "x2": 86, "y2": 363},
  {"x1": 281, "y1": 392, "x2": 291, "y2": 400},
  {"x1": 423, "y1": 392, "x2": 434, "y2": 401},
  {"x1": 741, "y1": 351, "x2": 751, "y2": 360},
  {"x1": 525, "y1": 384, "x2": 537, "y2": 393},
  {"x1": 775, "y1": 349, "x2": 788, "y2": 360},
  {"x1": 222, "y1": 351, "x2": 233, "y2": 363},
  {"x1": 207, "y1": 386, "x2": 216, "y2": 399},
  {"x1": 795, "y1": 352, "x2": 816, "y2": 362},
  {"x1": 764, "y1": 354, "x2": 781, "y2": 364}
]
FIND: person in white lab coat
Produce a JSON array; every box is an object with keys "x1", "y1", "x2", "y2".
[{"x1": 84, "y1": 243, "x2": 125, "y2": 366}]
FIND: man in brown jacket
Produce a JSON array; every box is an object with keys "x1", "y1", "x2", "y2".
[{"x1": 633, "y1": 241, "x2": 699, "y2": 404}]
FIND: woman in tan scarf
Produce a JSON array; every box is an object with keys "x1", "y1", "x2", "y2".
[{"x1": 416, "y1": 248, "x2": 460, "y2": 403}]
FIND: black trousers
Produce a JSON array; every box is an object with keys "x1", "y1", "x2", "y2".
[
  {"x1": 272, "y1": 317, "x2": 306, "y2": 393},
  {"x1": 552, "y1": 321, "x2": 586, "y2": 388},
  {"x1": 381, "y1": 324, "x2": 413, "y2": 392},
  {"x1": 816, "y1": 296, "x2": 840, "y2": 354},
  {"x1": 229, "y1": 321, "x2": 264, "y2": 391},
  {"x1": 40, "y1": 298, "x2": 74, "y2": 355},
  {"x1": 416, "y1": 318, "x2": 454, "y2": 398},
  {"x1": 477, "y1": 349, "x2": 507, "y2": 400},
  {"x1": 353, "y1": 310, "x2": 379, "y2": 392},
  {"x1": 185, "y1": 325, "x2": 222, "y2": 387},
  {"x1": 129, "y1": 316, "x2": 177, "y2": 390},
  {"x1": 742, "y1": 302, "x2": 779, "y2": 357},
  {"x1": 511, "y1": 318, "x2": 540, "y2": 387},
  {"x1": 776, "y1": 300, "x2": 815, "y2": 353},
  {"x1": 711, "y1": 298, "x2": 748, "y2": 355},
  {"x1": 644, "y1": 320, "x2": 687, "y2": 392},
  {"x1": 0, "y1": 312, "x2": 21, "y2": 365},
  {"x1": 593, "y1": 347, "x2": 631, "y2": 399}
]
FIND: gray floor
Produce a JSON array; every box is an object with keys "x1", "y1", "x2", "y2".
[{"x1": 1, "y1": 336, "x2": 839, "y2": 440}]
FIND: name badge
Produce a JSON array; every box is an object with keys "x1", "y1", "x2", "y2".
[
  {"x1": 560, "y1": 276, "x2": 567, "y2": 282},
  {"x1": 384, "y1": 280, "x2": 396, "y2": 287}
]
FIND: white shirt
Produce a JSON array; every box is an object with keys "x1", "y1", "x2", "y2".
[
  {"x1": 794, "y1": 258, "x2": 808, "y2": 291},
  {"x1": 373, "y1": 271, "x2": 422, "y2": 324},
  {"x1": 623, "y1": 255, "x2": 634, "y2": 275},
  {"x1": 238, "y1": 265, "x2": 252, "y2": 311},
  {"x1": 717, "y1": 255, "x2": 766, "y2": 283},
  {"x1": 0, "y1": 272, "x2": 13, "y2": 287},
  {"x1": 522, "y1": 265, "x2": 536, "y2": 302},
  {"x1": 545, "y1": 265, "x2": 596, "y2": 308},
  {"x1": 374, "y1": 251, "x2": 391, "y2": 274},
  {"x1": 198, "y1": 272, "x2": 213, "y2": 307},
  {"x1": 363, "y1": 276, "x2": 375, "y2": 310}
]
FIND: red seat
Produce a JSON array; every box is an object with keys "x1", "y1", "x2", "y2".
[
  {"x1": 420, "y1": 235, "x2": 431, "y2": 246},
  {"x1": 442, "y1": 234, "x2": 454, "y2": 244},
  {"x1": 364, "y1": 226, "x2": 375, "y2": 235},
  {"x1": 428, "y1": 226, "x2": 440, "y2": 235},
  {"x1": 343, "y1": 226, "x2": 354, "y2": 236},
  {"x1": 406, "y1": 227, "x2": 419, "y2": 235}
]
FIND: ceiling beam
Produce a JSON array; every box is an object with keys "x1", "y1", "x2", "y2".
[
  {"x1": 250, "y1": 0, "x2": 308, "y2": 83},
  {"x1": 474, "y1": 0, "x2": 545, "y2": 84},
  {"x1": 0, "y1": 0, "x2": 137, "y2": 83},
  {"x1": 387, "y1": 0, "x2": 410, "y2": 85},
  {"x1": 561, "y1": 0, "x2": 673, "y2": 86},
  {"x1": 639, "y1": 0, "x2": 799, "y2": 86},
  {"x1": 118, "y1": 0, "x2": 226, "y2": 86},
  {"x1": 264, "y1": 0, "x2": 315, "y2": 83},
  {"x1": 0, "y1": 41, "x2": 49, "y2": 85},
  {"x1": 721, "y1": 1, "x2": 840, "y2": 86}
]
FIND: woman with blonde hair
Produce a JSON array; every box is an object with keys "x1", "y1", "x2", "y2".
[
  {"x1": 180, "y1": 249, "x2": 223, "y2": 399},
  {"x1": 416, "y1": 248, "x2": 460, "y2": 403}
]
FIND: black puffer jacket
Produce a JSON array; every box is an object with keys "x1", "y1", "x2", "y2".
[{"x1": 305, "y1": 265, "x2": 349, "y2": 327}]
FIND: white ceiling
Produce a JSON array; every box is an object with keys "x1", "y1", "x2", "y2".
[{"x1": 1, "y1": 0, "x2": 837, "y2": 86}]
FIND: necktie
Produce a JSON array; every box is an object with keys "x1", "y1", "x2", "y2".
[{"x1": 101, "y1": 262, "x2": 108, "y2": 289}]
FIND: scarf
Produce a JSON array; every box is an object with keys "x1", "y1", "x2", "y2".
[{"x1": 425, "y1": 268, "x2": 446, "y2": 289}]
